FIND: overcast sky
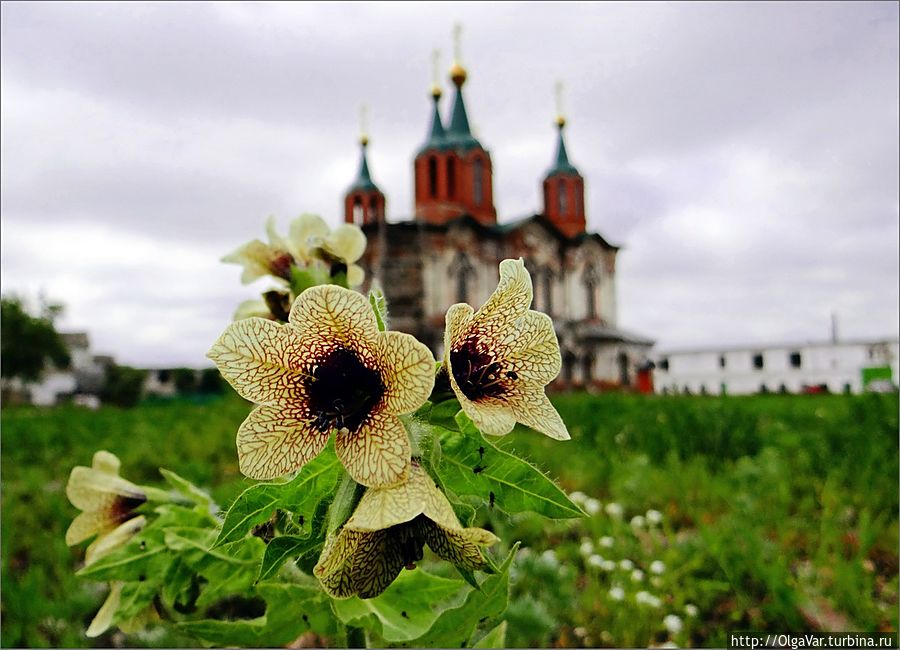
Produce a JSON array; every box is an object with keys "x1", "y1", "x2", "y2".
[{"x1": 2, "y1": 1, "x2": 898, "y2": 367}]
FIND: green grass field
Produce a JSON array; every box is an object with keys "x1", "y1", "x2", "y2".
[{"x1": 2, "y1": 392, "x2": 897, "y2": 648}]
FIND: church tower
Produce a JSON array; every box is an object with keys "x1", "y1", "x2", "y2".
[
  {"x1": 344, "y1": 111, "x2": 386, "y2": 225},
  {"x1": 542, "y1": 85, "x2": 585, "y2": 238},
  {"x1": 414, "y1": 31, "x2": 496, "y2": 226}
]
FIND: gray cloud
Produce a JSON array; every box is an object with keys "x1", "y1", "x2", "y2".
[{"x1": 2, "y1": 1, "x2": 897, "y2": 365}]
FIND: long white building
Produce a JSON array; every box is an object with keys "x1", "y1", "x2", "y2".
[{"x1": 654, "y1": 338, "x2": 899, "y2": 395}]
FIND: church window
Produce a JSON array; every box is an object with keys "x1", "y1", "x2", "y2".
[
  {"x1": 576, "y1": 181, "x2": 584, "y2": 217},
  {"x1": 352, "y1": 197, "x2": 363, "y2": 224},
  {"x1": 428, "y1": 157, "x2": 438, "y2": 198},
  {"x1": 541, "y1": 268, "x2": 553, "y2": 315},
  {"x1": 447, "y1": 157, "x2": 456, "y2": 199},
  {"x1": 448, "y1": 251, "x2": 476, "y2": 304},
  {"x1": 583, "y1": 264, "x2": 601, "y2": 319},
  {"x1": 558, "y1": 179, "x2": 567, "y2": 215},
  {"x1": 752, "y1": 353, "x2": 764, "y2": 370},
  {"x1": 789, "y1": 351, "x2": 802, "y2": 368},
  {"x1": 473, "y1": 158, "x2": 484, "y2": 206},
  {"x1": 369, "y1": 196, "x2": 378, "y2": 221}
]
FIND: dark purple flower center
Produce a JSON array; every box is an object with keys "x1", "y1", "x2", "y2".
[
  {"x1": 112, "y1": 494, "x2": 147, "y2": 522},
  {"x1": 450, "y1": 337, "x2": 513, "y2": 401},
  {"x1": 307, "y1": 348, "x2": 384, "y2": 433}
]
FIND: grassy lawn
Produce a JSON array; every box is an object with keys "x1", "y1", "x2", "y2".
[{"x1": 2, "y1": 392, "x2": 897, "y2": 647}]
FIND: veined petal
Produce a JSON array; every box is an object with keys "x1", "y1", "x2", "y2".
[
  {"x1": 66, "y1": 466, "x2": 145, "y2": 512},
  {"x1": 376, "y1": 331, "x2": 435, "y2": 415},
  {"x1": 236, "y1": 404, "x2": 329, "y2": 480},
  {"x1": 444, "y1": 303, "x2": 475, "y2": 351},
  {"x1": 314, "y1": 528, "x2": 362, "y2": 580},
  {"x1": 345, "y1": 463, "x2": 440, "y2": 532},
  {"x1": 496, "y1": 310, "x2": 561, "y2": 385},
  {"x1": 508, "y1": 389, "x2": 570, "y2": 441},
  {"x1": 66, "y1": 510, "x2": 117, "y2": 546},
  {"x1": 288, "y1": 214, "x2": 329, "y2": 262},
  {"x1": 91, "y1": 451, "x2": 121, "y2": 476},
  {"x1": 316, "y1": 529, "x2": 406, "y2": 599},
  {"x1": 287, "y1": 285, "x2": 378, "y2": 349},
  {"x1": 468, "y1": 258, "x2": 532, "y2": 332},
  {"x1": 422, "y1": 521, "x2": 499, "y2": 570},
  {"x1": 207, "y1": 317, "x2": 302, "y2": 405},
  {"x1": 85, "y1": 516, "x2": 147, "y2": 566},
  {"x1": 335, "y1": 411, "x2": 409, "y2": 488},
  {"x1": 325, "y1": 224, "x2": 367, "y2": 263},
  {"x1": 86, "y1": 582, "x2": 123, "y2": 638},
  {"x1": 222, "y1": 240, "x2": 275, "y2": 284},
  {"x1": 457, "y1": 394, "x2": 517, "y2": 437},
  {"x1": 347, "y1": 264, "x2": 365, "y2": 288}
]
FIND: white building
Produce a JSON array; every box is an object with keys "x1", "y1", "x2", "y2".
[
  {"x1": 654, "y1": 338, "x2": 899, "y2": 395},
  {"x1": 26, "y1": 333, "x2": 112, "y2": 406}
]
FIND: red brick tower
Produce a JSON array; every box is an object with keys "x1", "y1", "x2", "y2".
[
  {"x1": 413, "y1": 48, "x2": 496, "y2": 226},
  {"x1": 542, "y1": 112, "x2": 586, "y2": 238},
  {"x1": 344, "y1": 133, "x2": 386, "y2": 225}
]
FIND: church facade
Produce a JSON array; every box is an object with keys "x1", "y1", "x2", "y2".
[{"x1": 342, "y1": 61, "x2": 654, "y2": 390}]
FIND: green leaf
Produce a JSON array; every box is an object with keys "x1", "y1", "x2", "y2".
[
  {"x1": 116, "y1": 580, "x2": 160, "y2": 622},
  {"x1": 290, "y1": 265, "x2": 330, "y2": 296},
  {"x1": 433, "y1": 413, "x2": 583, "y2": 519},
  {"x1": 470, "y1": 620, "x2": 507, "y2": 648},
  {"x1": 331, "y1": 568, "x2": 469, "y2": 643},
  {"x1": 408, "y1": 544, "x2": 518, "y2": 648},
  {"x1": 429, "y1": 399, "x2": 462, "y2": 430},
  {"x1": 159, "y1": 468, "x2": 215, "y2": 507},
  {"x1": 178, "y1": 583, "x2": 338, "y2": 647},
  {"x1": 257, "y1": 534, "x2": 324, "y2": 582},
  {"x1": 77, "y1": 527, "x2": 170, "y2": 581},
  {"x1": 369, "y1": 289, "x2": 388, "y2": 331},
  {"x1": 213, "y1": 443, "x2": 341, "y2": 548},
  {"x1": 161, "y1": 557, "x2": 198, "y2": 611}
]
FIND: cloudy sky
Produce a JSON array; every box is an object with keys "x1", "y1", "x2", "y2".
[{"x1": 2, "y1": 1, "x2": 898, "y2": 367}]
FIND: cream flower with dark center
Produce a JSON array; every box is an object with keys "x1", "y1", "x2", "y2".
[
  {"x1": 208, "y1": 284, "x2": 434, "y2": 488},
  {"x1": 65, "y1": 451, "x2": 148, "y2": 547},
  {"x1": 445, "y1": 258, "x2": 570, "y2": 441},
  {"x1": 314, "y1": 462, "x2": 499, "y2": 599}
]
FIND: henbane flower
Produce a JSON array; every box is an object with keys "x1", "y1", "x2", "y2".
[
  {"x1": 222, "y1": 216, "x2": 298, "y2": 284},
  {"x1": 314, "y1": 461, "x2": 499, "y2": 599},
  {"x1": 208, "y1": 284, "x2": 435, "y2": 488},
  {"x1": 65, "y1": 451, "x2": 148, "y2": 547},
  {"x1": 444, "y1": 258, "x2": 570, "y2": 440}
]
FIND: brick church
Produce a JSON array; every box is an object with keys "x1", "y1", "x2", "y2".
[{"x1": 342, "y1": 57, "x2": 654, "y2": 390}]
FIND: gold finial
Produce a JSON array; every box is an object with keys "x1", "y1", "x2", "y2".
[
  {"x1": 449, "y1": 22, "x2": 467, "y2": 87},
  {"x1": 555, "y1": 81, "x2": 566, "y2": 127},
  {"x1": 359, "y1": 104, "x2": 369, "y2": 146},
  {"x1": 430, "y1": 49, "x2": 442, "y2": 98}
]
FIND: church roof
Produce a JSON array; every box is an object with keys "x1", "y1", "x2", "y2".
[
  {"x1": 444, "y1": 83, "x2": 482, "y2": 152},
  {"x1": 545, "y1": 122, "x2": 580, "y2": 177},
  {"x1": 348, "y1": 141, "x2": 380, "y2": 193}
]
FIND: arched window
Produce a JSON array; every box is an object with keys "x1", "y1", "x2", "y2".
[
  {"x1": 558, "y1": 179, "x2": 568, "y2": 215},
  {"x1": 473, "y1": 158, "x2": 484, "y2": 206},
  {"x1": 352, "y1": 197, "x2": 363, "y2": 224},
  {"x1": 448, "y1": 251, "x2": 476, "y2": 304},
  {"x1": 428, "y1": 157, "x2": 438, "y2": 198},
  {"x1": 447, "y1": 157, "x2": 457, "y2": 199},
  {"x1": 369, "y1": 196, "x2": 378, "y2": 221},
  {"x1": 576, "y1": 180, "x2": 584, "y2": 218},
  {"x1": 583, "y1": 264, "x2": 601, "y2": 319}
]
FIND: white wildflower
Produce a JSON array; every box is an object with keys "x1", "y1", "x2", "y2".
[
  {"x1": 663, "y1": 614, "x2": 684, "y2": 634},
  {"x1": 599, "y1": 536, "x2": 614, "y2": 548},
  {"x1": 635, "y1": 591, "x2": 662, "y2": 608},
  {"x1": 541, "y1": 549, "x2": 559, "y2": 567},
  {"x1": 650, "y1": 560, "x2": 666, "y2": 574},
  {"x1": 684, "y1": 604, "x2": 699, "y2": 618},
  {"x1": 631, "y1": 569, "x2": 644, "y2": 582},
  {"x1": 601, "y1": 560, "x2": 616, "y2": 571},
  {"x1": 587, "y1": 554, "x2": 605, "y2": 568},
  {"x1": 619, "y1": 559, "x2": 634, "y2": 571},
  {"x1": 569, "y1": 491, "x2": 587, "y2": 505},
  {"x1": 584, "y1": 498, "x2": 602, "y2": 516},
  {"x1": 573, "y1": 627, "x2": 587, "y2": 638},
  {"x1": 605, "y1": 502, "x2": 623, "y2": 518},
  {"x1": 630, "y1": 515, "x2": 646, "y2": 528},
  {"x1": 580, "y1": 540, "x2": 595, "y2": 556},
  {"x1": 609, "y1": 586, "x2": 625, "y2": 601},
  {"x1": 646, "y1": 509, "x2": 663, "y2": 525}
]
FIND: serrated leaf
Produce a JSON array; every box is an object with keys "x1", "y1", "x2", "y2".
[
  {"x1": 178, "y1": 583, "x2": 337, "y2": 647},
  {"x1": 331, "y1": 568, "x2": 469, "y2": 643},
  {"x1": 434, "y1": 413, "x2": 583, "y2": 519},
  {"x1": 471, "y1": 620, "x2": 507, "y2": 648},
  {"x1": 408, "y1": 544, "x2": 518, "y2": 648},
  {"x1": 161, "y1": 557, "x2": 197, "y2": 611},
  {"x1": 213, "y1": 444, "x2": 341, "y2": 548},
  {"x1": 257, "y1": 534, "x2": 324, "y2": 582}
]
